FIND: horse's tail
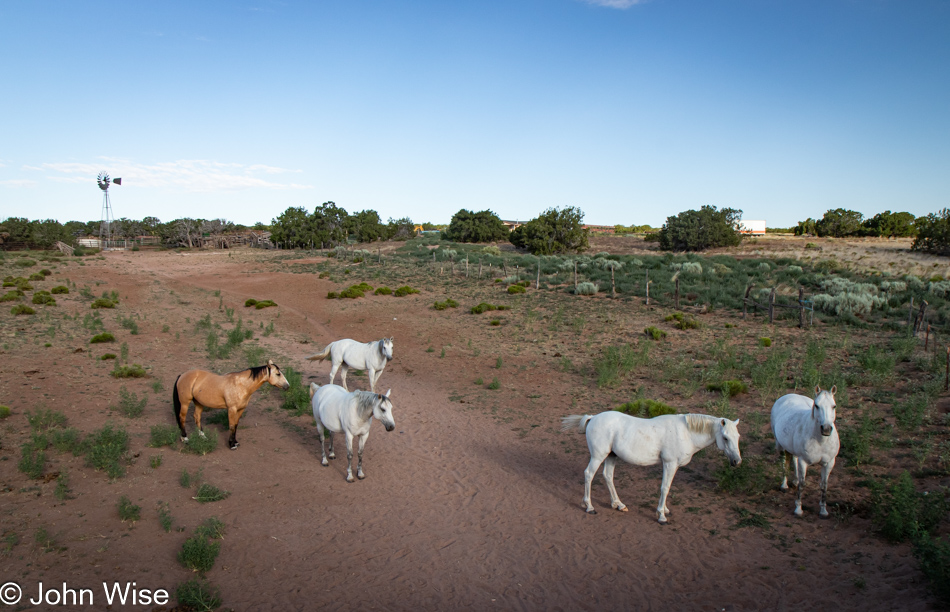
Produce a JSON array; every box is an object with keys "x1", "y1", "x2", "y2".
[
  {"x1": 561, "y1": 414, "x2": 593, "y2": 434},
  {"x1": 305, "y1": 345, "x2": 331, "y2": 362},
  {"x1": 172, "y1": 374, "x2": 182, "y2": 422},
  {"x1": 309, "y1": 382, "x2": 319, "y2": 400}
]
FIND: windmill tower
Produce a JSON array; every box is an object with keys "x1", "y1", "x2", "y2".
[{"x1": 97, "y1": 171, "x2": 121, "y2": 249}]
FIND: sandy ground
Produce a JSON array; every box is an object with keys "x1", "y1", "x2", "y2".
[{"x1": 0, "y1": 247, "x2": 938, "y2": 611}]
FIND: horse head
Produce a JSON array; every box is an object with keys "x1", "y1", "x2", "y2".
[
  {"x1": 715, "y1": 418, "x2": 742, "y2": 466},
  {"x1": 267, "y1": 359, "x2": 291, "y2": 390},
  {"x1": 373, "y1": 388, "x2": 395, "y2": 432},
  {"x1": 380, "y1": 337, "x2": 394, "y2": 361},
  {"x1": 812, "y1": 385, "x2": 837, "y2": 436}
]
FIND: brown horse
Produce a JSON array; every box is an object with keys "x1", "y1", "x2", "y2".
[{"x1": 173, "y1": 359, "x2": 290, "y2": 450}]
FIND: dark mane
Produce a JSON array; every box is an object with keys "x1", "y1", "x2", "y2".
[{"x1": 247, "y1": 364, "x2": 270, "y2": 380}]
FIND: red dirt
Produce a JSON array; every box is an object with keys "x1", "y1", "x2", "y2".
[{"x1": 0, "y1": 249, "x2": 936, "y2": 611}]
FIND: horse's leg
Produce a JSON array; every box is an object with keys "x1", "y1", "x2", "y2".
[
  {"x1": 603, "y1": 455, "x2": 627, "y2": 512},
  {"x1": 794, "y1": 458, "x2": 808, "y2": 517},
  {"x1": 328, "y1": 359, "x2": 341, "y2": 387},
  {"x1": 177, "y1": 394, "x2": 192, "y2": 442},
  {"x1": 818, "y1": 458, "x2": 835, "y2": 518},
  {"x1": 356, "y1": 433, "x2": 368, "y2": 480},
  {"x1": 583, "y1": 449, "x2": 609, "y2": 514},
  {"x1": 339, "y1": 364, "x2": 349, "y2": 391},
  {"x1": 792, "y1": 453, "x2": 801, "y2": 488},
  {"x1": 227, "y1": 406, "x2": 245, "y2": 450},
  {"x1": 316, "y1": 421, "x2": 329, "y2": 466},
  {"x1": 193, "y1": 404, "x2": 206, "y2": 438},
  {"x1": 327, "y1": 429, "x2": 335, "y2": 459},
  {"x1": 779, "y1": 448, "x2": 791, "y2": 490},
  {"x1": 656, "y1": 461, "x2": 680, "y2": 524},
  {"x1": 344, "y1": 431, "x2": 356, "y2": 482},
  {"x1": 367, "y1": 368, "x2": 376, "y2": 393}
]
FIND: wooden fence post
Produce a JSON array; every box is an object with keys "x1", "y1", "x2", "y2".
[
  {"x1": 674, "y1": 278, "x2": 680, "y2": 309},
  {"x1": 611, "y1": 267, "x2": 616, "y2": 298},
  {"x1": 908, "y1": 296, "x2": 915, "y2": 328},
  {"x1": 743, "y1": 284, "x2": 754, "y2": 319},
  {"x1": 479, "y1": 259, "x2": 482, "y2": 279},
  {"x1": 574, "y1": 261, "x2": 578, "y2": 293},
  {"x1": 768, "y1": 288, "x2": 776, "y2": 324},
  {"x1": 914, "y1": 300, "x2": 929, "y2": 336},
  {"x1": 537, "y1": 261, "x2": 541, "y2": 289},
  {"x1": 926, "y1": 324, "x2": 931, "y2": 351},
  {"x1": 645, "y1": 270, "x2": 650, "y2": 306},
  {"x1": 798, "y1": 286, "x2": 805, "y2": 328},
  {"x1": 945, "y1": 346, "x2": 949, "y2": 391}
]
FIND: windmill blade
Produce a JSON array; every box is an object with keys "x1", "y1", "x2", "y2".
[{"x1": 113, "y1": 178, "x2": 122, "y2": 186}]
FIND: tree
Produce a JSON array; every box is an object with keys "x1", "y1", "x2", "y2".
[
  {"x1": 385, "y1": 217, "x2": 415, "y2": 241},
  {"x1": 140, "y1": 216, "x2": 162, "y2": 235},
  {"x1": 657, "y1": 206, "x2": 742, "y2": 251},
  {"x1": 31, "y1": 219, "x2": 70, "y2": 247},
  {"x1": 443, "y1": 209, "x2": 509, "y2": 243},
  {"x1": 509, "y1": 206, "x2": 589, "y2": 255},
  {"x1": 311, "y1": 202, "x2": 348, "y2": 247},
  {"x1": 794, "y1": 218, "x2": 817, "y2": 236},
  {"x1": 270, "y1": 207, "x2": 313, "y2": 248},
  {"x1": 346, "y1": 209, "x2": 385, "y2": 243},
  {"x1": 815, "y1": 209, "x2": 864, "y2": 238},
  {"x1": 863, "y1": 211, "x2": 916, "y2": 237},
  {"x1": 912, "y1": 209, "x2": 950, "y2": 255},
  {"x1": 172, "y1": 218, "x2": 201, "y2": 248}
]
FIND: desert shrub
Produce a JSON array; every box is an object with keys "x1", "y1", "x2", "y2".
[
  {"x1": 178, "y1": 535, "x2": 221, "y2": 573},
  {"x1": 90, "y1": 332, "x2": 115, "y2": 343},
  {"x1": 444, "y1": 209, "x2": 509, "y2": 243},
  {"x1": 15, "y1": 258, "x2": 37, "y2": 267},
  {"x1": 870, "y1": 471, "x2": 948, "y2": 543},
  {"x1": 244, "y1": 298, "x2": 258, "y2": 307},
  {"x1": 175, "y1": 578, "x2": 223, "y2": 611},
  {"x1": 394, "y1": 285, "x2": 419, "y2": 297},
  {"x1": 118, "y1": 315, "x2": 139, "y2": 334},
  {"x1": 146, "y1": 424, "x2": 179, "y2": 448},
  {"x1": 27, "y1": 407, "x2": 68, "y2": 431},
  {"x1": 893, "y1": 393, "x2": 929, "y2": 430},
  {"x1": 482, "y1": 245, "x2": 502, "y2": 255},
  {"x1": 507, "y1": 284, "x2": 526, "y2": 294},
  {"x1": 664, "y1": 312, "x2": 700, "y2": 330},
  {"x1": 374, "y1": 286, "x2": 392, "y2": 295},
  {"x1": 433, "y1": 298, "x2": 459, "y2": 310},
  {"x1": 51, "y1": 428, "x2": 83, "y2": 454},
  {"x1": 595, "y1": 343, "x2": 650, "y2": 388},
  {"x1": 759, "y1": 337, "x2": 772, "y2": 347},
  {"x1": 670, "y1": 261, "x2": 703, "y2": 275},
  {"x1": 31, "y1": 291, "x2": 55, "y2": 305},
  {"x1": 91, "y1": 298, "x2": 115, "y2": 309},
  {"x1": 100, "y1": 353, "x2": 117, "y2": 360},
  {"x1": 914, "y1": 536, "x2": 950, "y2": 606},
  {"x1": 487, "y1": 377, "x2": 501, "y2": 390},
  {"x1": 644, "y1": 326, "x2": 667, "y2": 341},
  {"x1": 750, "y1": 348, "x2": 788, "y2": 399},
  {"x1": 10, "y1": 304, "x2": 35, "y2": 315},
  {"x1": 85, "y1": 424, "x2": 130, "y2": 478},
  {"x1": 714, "y1": 445, "x2": 773, "y2": 495},
  {"x1": 0, "y1": 291, "x2": 20, "y2": 302},
  {"x1": 194, "y1": 483, "x2": 230, "y2": 503},
  {"x1": 195, "y1": 517, "x2": 226, "y2": 540},
  {"x1": 18, "y1": 443, "x2": 46, "y2": 479},
  {"x1": 658, "y1": 206, "x2": 742, "y2": 251},
  {"x1": 117, "y1": 496, "x2": 141, "y2": 522},
  {"x1": 471, "y1": 302, "x2": 499, "y2": 314},
  {"x1": 706, "y1": 380, "x2": 748, "y2": 397},
  {"x1": 54, "y1": 471, "x2": 71, "y2": 500},
  {"x1": 858, "y1": 345, "x2": 896, "y2": 380},
  {"x1": 114, "y1": 386, "x2": 147, "y2": 418},
  {"x1": 112, "y1": 364, "x2": 147, "y2": 378},
  {"x1": 50, "y1": 285, "x2": 69, "y2": 294},
  {"x1": 838, "y1": 413, "x2": 875, "y2": 467},
  {"x1": 614, "y1": 398, "x2": 676, "y2": 418},
  {"x1": 509, "y1": 206, "x2": 589, "y2": 255},
  {"x1": 327, "y1": 292, "x2": 339, "y2": 299},
  {"x1": 353, "y1": 282, "x2": 373, "y2": 292},
  {"x1": 184, "y1": 430, "x2": 219, "y2": 455},
  {"x1": 278, "y1": 367, "x2": 310, "y2": 416},
  {"x1": 28, "y1": 272, "x2": 45, "y2": 281},
  {"x1": 0, "y1": 406, "x2": 10, "y2": 419},
  {"x1": 786, "y1": 265, "x2": 803, "y2": 274},
  {"x1": 338, "y1": 286, "x2": 365, "y2": 299},
  {"x1": 912, "y1": 208, "x2": 950, "y2": 255},
  {"x1": 254, "y1": 300, "x2": 277, "y2": 309},
  {"x1": 575, "y1": 282, "x2": 598, "y2": 296}
]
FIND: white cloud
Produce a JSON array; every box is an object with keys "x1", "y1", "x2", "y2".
[
  {"x1": 40, "y1": 158, "x2": 313, "y2": 192},
  {"x1": 582, "y1": 0, "x2": 646, "y2": 8},
  {"x1": 0, "y1": 179, "x2": 36, "y2": 188}
]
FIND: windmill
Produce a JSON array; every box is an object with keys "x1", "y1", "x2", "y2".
[{"x1": 97, "y1": 171, "x2": 122, "y2": 249}]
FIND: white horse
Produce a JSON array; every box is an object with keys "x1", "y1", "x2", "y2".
[
  {"x1": 770, "y1": 386, "x2": 840, "y2": 518},
  {"x1": 306, "y1": 337, "x2": 394, "y2": 392},
  {"x1": 309, "y1": 383, "x2": 395, "y2": 482},
  {"x1": 562, "y1": 412, "x2": 741, "y2": 523}
]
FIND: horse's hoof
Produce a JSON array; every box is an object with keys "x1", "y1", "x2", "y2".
[
  {"x1": 229, "y1": 444, "x2": 238, "y2": 450},
  {"x1": 357, "y1": 473, "x2": 366, "y2": 480},
  {"x1": 819, "y1": 511, "x2": 830, "y2": 520},
  {"x1": 198, "y1": 431, "x2": 206, "y2": 438},
  {"x1": 657, "y1": 518, "x2": 668, "y2": 525},
  {"x1": 780, "y1": 484, "x2": 788, "y2": 491},
  {"x1": 585, "y1": 508, "x2": 597, "y2": 515},
  {"x1": 181, "y1": 436, "x2": 189, "y2": 443},
  {"x1": 794, "y1": 509, "x2": 804, "y2": 517},
  {"x1": 321, "y1": 459, "x2": 329, "y2": 466},
  {"x1": 346, "y1": 476, "x2": 355, "y2": 483},
  {"x1": 617, "y1": 506, "x2": 628, "y2": 513}
]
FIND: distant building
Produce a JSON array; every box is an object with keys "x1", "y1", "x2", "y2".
[
  {"x1": 739, "y1": 220, "x2": 766, "y2": 235},
  {"x1": 502, "y1": 220, "x2": 523, "y2": 231}
]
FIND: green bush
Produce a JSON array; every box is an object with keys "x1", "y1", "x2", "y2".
[
  {"x1": 51, "y1": 427, "x2": 84, "y2": 454},
  {"x1": 18, "y1": 444, "x2": 46, "y2": 479},
  {"x1": 509, "y1": 206, "x2": 589, "y2": 255},
  {"x1": 183, "y1": 430, "x2": 219, "y2": 455},
  {"x1": 443, "y1": 209, "x2": 510, "y2": 243},
  {"x1": 338, "y1": 286, "x2": 365, "y2": 299},
  {"x1": 195, "y1": 517, "x2": 226, "y2": 540},
  {"x1": 706, "y1": 380, "x2": 749, "y2": 397},
  {"x1": 759, "y1": 337, "x2": 772, "y2": 347},
  {"x1": 839, "y1": 413, "x2": 875, "y2": 467},
  {"x1": 244, "y1": 298, "x2": 258, "y2": 307},
  {"x1": 658, "y1": 206, "x2": 742, "y2": 251},
  {"x1": 117, "y1": 496, "x2": 141, "y2": 522},
  {"x1": 114, "y1": 386, "x2": 147, "y2": 418},
  {"x1": 913, "y1": 208, "x2": 950, "y2": 255},
  {"x1": 614, "y1": 398, "x2": 676, "y2": 418},
  {"x1": 14, "y1": 258, "x2": 37, "y2": 267},
  {"x1": 594, "y1": 343, "x2": 650, "y2": 388},
  {"x1": 394, "y1": 285, "x2": 419, "y2": 297},
  {"x1": 178, "y1": 535, "x2": 221, "y2": 573},
  {"x1": 714, "y1": 444, "x2": 773, "y2": 495},
  {"x1": 487, "y1": 377, "x2": 501, "y2": 390},
  {"x1": 0, "y1": 291, "x2": 21, "y2": 302},
  {"x1": 27, "y1": 407, "x2": 67, "y2": 431},
  {"x1": 507, "y1": 284, "x2": 526, "y2": 294},
  {"x1": 90, "y1": 332, "x2": 115, "y2": 343},
  {"x1": 327, "y1": 292, "x2": 339, "y2": 299},
  {"x1": 433, "y1": 298, "x2": 459, "y2": 310},
  {"x1": 91, "y1": 298, "x2": 115, "y2": 309},
  {"x1": 28, "y1": 272, "x2": 45, "y2": 281},
  {"x1": 374, "y1": 286, "x2": 392, "y2": 295},
  {"x1": 664, "y1": 312, "x2": 700, "y2": 330},
  {"x1": 175, "y1": 577, "x2": 223, "y2": 611},
  {"x1": 644, "y1": 326, "x2": 667, "y2": 341},
  {"x1": 254, "y1": 299, "x2": 277, "y2": 309},
  {"x1": 51, "y1": 285, "x2": 69, "y2": 294},
  {"x1": 111, "y1": 364, "x2": 148, "y2": 378},
  {"x1": 914, "y1": 535, "x2": 950, "y2": 606},
  {"x1": 471, "y1": 302, "x2": 498, "y2": 314},
  {"x1": 100, "y1": 353, "x2": 117, "y2": 360},
  {"x1": 193, "y1": 483, "x2": 231, "y2": 503},
  {"x1": 10, "y1": 304, "x2": 35, "y2": 315},
  {"x1": 32, "y1": 292, "x2": 55, "y2": 306},
  {"x1": 893, "y1": 393, "x2": 929, "y2": 430},
  {"x1": 870, "y1": 471, "x2": 948, "y2": 543},
  {"x1": 0, "y1": 405, "x2": 10, "y2": 419},
  {"x1": 85, "y1": 424, "x2": 130, "y2": 478},
  {"x1": 574, "y1": 282, "x2": 598, "y2": 296}
]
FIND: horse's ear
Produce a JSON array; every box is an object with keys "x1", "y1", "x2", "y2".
[
  {"x1": 830, "y1": 385, "x2": 837, "y2": 396},
  {"x1": 390, "y1": 337, "x2": 394, "y2": 342},
  {"x1": 385, "y1": 388, "x2": 391, "y2": 397},
  {"x1": 734, "y1": 419, "x2": 740, "y2": 427},
  {"x1": 267, "y1": 359, "x2": 274, "y2": 366},
  {"x1": 814, "y1": 385, "x2": 821, "y2": 396},
  {"x1": 720, "y1": 418, "x2": 726, "y2": 427}
]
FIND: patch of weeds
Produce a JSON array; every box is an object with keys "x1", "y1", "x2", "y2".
[
  {"x1": 870, "y1": 471, "x2": 948, "y2": 543},
  {"x1": 205, "y1": 410, "x2": 229, "y2": 427},
  {"x1": 117, "y1": 495, "x2": 142, "y2": 522},
  {"x1": 31, "y1": 292, "x2": 56, "y2": 306},
  {"x1": 180, "y1": 468, "x2": 202, "y2": 488},
  {"x1": 150, "y1": 455, "x2": 163, "y2": 469},
  {"x1": 894, "y1": 393, "x2": 929, "y2": 430},
  {"x1": 34, "y1": 527, "x2": 55, "y2": 552},
  {"x1": 183, "y1": 431, "x2": 219, "y2": 456},
  {"x1": 254, "y1": 299, "x2": 277, "y2": 309},
  {"x1": 706, "y1": 380, "x2": 749, "y2": 397},
  {"x1": 733, "y1": 505, "x2": 771, "y2": 530},
  {"x1": 114, "y1": 386, "x2": 147, "y2": 418},
  {"x1": 90, "y1": 332, "x2": 115, "y2": 343},
  {"x1": 374, "y1": 286, "x2": 392, "y2": 295},
  {"x1": 50, "y1": 427, "x2": 83, "y2": 455},
  {"x1": 433, "y1": 298, "x2": 459, "y2": 310},
  {"x1": 27, "y1": 407, "x2": 67, "y2": 431},
  {"x1": 614, "y1": 398, "x2": 676, "y2": 418},
  {"x1": 495, "y1": 357, "x2": 504, "y2": 369},
  {"x1": 394, "y1": 285, "x2": 420, "y2": 297},
  {"x1": 84, "y1": 424, "x2": 130, "y2": 478},
  {"x1": 193, "y1": 483, "x2": 230, "y2": 503},
  {"x1": 111, "y1": 363, "x2": 147, "y2": 378},
  {"x1": 10, "y1": 304, "x2": 35, "y2": 315},
  {"x1": 175, "y1": 577, "x2": 223, "y2": 611},
  {"x1": 195, "y1": 517, "x2": 226, "y2": 540},
  {"x1": 644, "y1": 326, "x2": 667, "y2": 341},
  {"x1": 715, "y1": 446, "x2": 773, "y2": 495},
  {"x1": 118, "y1": 314, "x2": 139, "y2": 334},
  {"x1": 594, "y1": 343, "x2": 651, "y2": 388},
  {"x1": 158, "y1": 501, "x2": 174, "y2": 532},
  {"x1": 151, "y1": 379, "x2": 165, "y2": 393},
  {"x1": 279, "y1": 367, "x2": 310, "y2": 416},
  {"x1": 474, "y1": 377, "x2": 484, "y2": 385},
  {"x1": 857, "y1": 345, "x2": 896, "y2": 383},
  {"x1": 18, "y1": 443, "x2": 46, "y2": 479},
  {"x1": 488, "y1": 377, "x2": 501, "y2": 390},
  {"x1": 100, "y1": 353, "x2": 117, "y2": 360},
  {"x1": 759, "y1": 337, "x2": 772, "y2": 347},
  {"x1": 839, "y1": 413, "x2": 875, "y2": 467},
  {"x1": 150, "y1": 424, "x2": 180, "y2": 448},
  {"x1": 914, "y1": 535, "x2": 950, "y2": 607},
  {"x1": 53, "y1": 471, "x2": 71, "y2": 500},
  {"x1": 178, "y1": 535, "x2": 221, "y2": 573},
  {"x1": 0, "y1": 405, "x2": 10, "y2": 419},
  {"x1": 90, "y1": 298, "x2": 115, "y2": 309},
  {"x1": 507, "y1": 284, "x2": 526, "y2": 294},
  {"x1": 664, "y1": 312, "x2": 700, "y2": 330}
]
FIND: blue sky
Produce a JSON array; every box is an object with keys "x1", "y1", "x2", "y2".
[{"x1": 1, "y1": 0, "x2": 947, "y2": 228}]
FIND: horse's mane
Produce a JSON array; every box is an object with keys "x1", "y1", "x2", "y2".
[
  {"x1": 355, "y1": 390, "x2": 380, "y2": 419},
  {"x1": 684, "y1": 414, "x2": 720, "y2": 436},
  {"x1": 247, "y1": 364, "x2": 270, "y2": 380}
]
